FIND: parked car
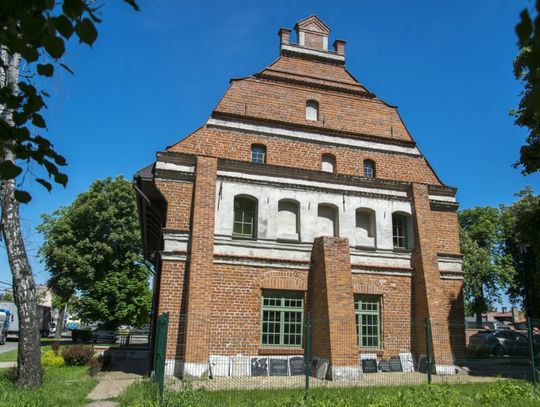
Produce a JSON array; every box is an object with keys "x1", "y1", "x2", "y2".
[
  {"x1": 469, "y1": 330, "x2": 530, "y2": 357},
  {"x1": 91, "y1": 329, "x2": 117, "y2": 344}
]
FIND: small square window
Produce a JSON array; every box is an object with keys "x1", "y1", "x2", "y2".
[{"x1": 251, "y1": 145, "x2": 266, "y2": 164}]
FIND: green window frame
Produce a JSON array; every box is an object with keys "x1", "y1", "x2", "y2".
[
  {"x1": 233, "y1": 197, "x2": 256, "y2": 238},
  {"x1": 261, "y1": 290, "x2": 304, "y2": 348},
  {"x1": 355, "y1": 294, "x2": 381, "y2": 349}
]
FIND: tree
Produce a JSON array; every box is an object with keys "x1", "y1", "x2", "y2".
[
  {"x1": 0, "y1": 291, "x2": 13, "y2": 301},
  {"x1": 38, "y1": 176, "x2": 151, "y2": 330},
  {"x1": 501, "y1": 188, "x2": 540, "y2": 318},
  {"x1": 513, "y1": 1, "x2": 540, "y2": 174},
  {"x1": 0, "y1": 0, "x2": 138, "y2": 389},
  {"x1": 459, "y1": 207, "x2": 516, "y2": 324}
]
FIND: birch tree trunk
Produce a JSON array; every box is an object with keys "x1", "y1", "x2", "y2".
[{"x1": 0, "y1": 48, "x2": 42, "y2": 389}]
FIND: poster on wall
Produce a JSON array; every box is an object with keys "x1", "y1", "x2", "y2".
[
  {"x1": 289, "y1": 356, "x2": 305, "y2": 376},
  {"x1": 269, "y1": 357, "x2": 289, "y2": 376},
  {"x1": 389, "y1": 356, "x2": 403, "y2": 372},
  {"x1": 250, "y1": 357, "x2": 269, "y2": 376},
  {"x1": 399, "y1": 352, "x2": 415, "y2": 372}
]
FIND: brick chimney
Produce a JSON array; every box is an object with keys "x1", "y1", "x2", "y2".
[
  {"x1": 278, "y1": 28, "x2": 291, "y2": 47},
  {"x1": 294, "y1": 15, "x2": 331, "y2": 51},
  {"x1": 333, "y1": 39, "x2": 346, "y2": 56}
]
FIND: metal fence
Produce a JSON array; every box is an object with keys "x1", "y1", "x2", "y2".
[{"x1": 161, "y1": 313, "x2": 540, "y2": 393}]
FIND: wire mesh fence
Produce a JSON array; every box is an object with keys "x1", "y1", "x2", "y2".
[{"x1": 157, "y1": 313, "x2": 540, "y2": 393}]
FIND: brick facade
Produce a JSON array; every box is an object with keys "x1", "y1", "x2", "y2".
[{"x1": 136, "y1": 15, "x2": 464, "y2": 379}]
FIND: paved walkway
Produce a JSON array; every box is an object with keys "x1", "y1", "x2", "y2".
[
  {"x1": 85, "y1": 371, "x2": 143, "y2": 407},
  {"x1": 0, "y1": 362, "x2": 16, "y2": 369}
]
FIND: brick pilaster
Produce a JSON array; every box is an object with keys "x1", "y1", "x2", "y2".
[
  {"x1": 411, "y1": 183, "x2": 453, "y2": 366},
  {"x1": 308, "y1": 237, "x2": 359, "y2": 378},
  {"x1": 183, "y1": 156, "x2": 217, "y2": 364}
]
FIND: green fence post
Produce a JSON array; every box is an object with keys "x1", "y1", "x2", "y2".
[
  {"x1": 425, "y1": 318, "x2": 432, "y2": 385},
  {"x1": 305, "y1": 312, "x2": 311, "y2": 398},
  {"x1": 527, "y1": 318, "x2": 538, "y2": 386}
]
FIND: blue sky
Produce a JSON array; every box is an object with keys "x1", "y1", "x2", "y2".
[{"x1": 1, "y1": 1, "x2": 539, "y2": 305}]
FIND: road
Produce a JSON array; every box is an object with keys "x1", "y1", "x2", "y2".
[{"x1": 0, "y1": 340, "x2": 17, "y2": 354}]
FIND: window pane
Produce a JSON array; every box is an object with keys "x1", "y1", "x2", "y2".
[
  {"x1": 364, "y1": 161, "x2": 375, "y2": 178},
  {"x1": 392, "y1": 215, "x2": 408, "y2": 249},
  {"x1": 355, "y1": 295, "x2": 380, "y2": 349},
  {"x1": 233, "y1": 198, "x2": 256, "y2": 237},
  {"x1": 261, "y1": 290, "x2": 304, "y2": 348},
  {"x1": 251, "y1": 145, "x2": 266, "y2": 164}
]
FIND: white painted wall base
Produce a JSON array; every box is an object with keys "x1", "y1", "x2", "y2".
[
  {"x1": 182, "y1": 362, "x2": 210, "y2": 379},
  {"x1": 435, "y1": 364, "x2": 456, "y2": 375},
  {"x1": 329, "y1": 365, "x2": 363, "y2": 381}
]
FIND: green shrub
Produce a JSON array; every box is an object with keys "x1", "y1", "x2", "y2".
[
  {"x1": 41, "y1": 350, "x2": 64, "y2": 367},
  {"x1": 61, "y1": 345, "x2": 95, "y2": 366}
]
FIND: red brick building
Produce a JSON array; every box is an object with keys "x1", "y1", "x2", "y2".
[{"x1": 135, "y1": 16, "x2": 464, "y2": 379}]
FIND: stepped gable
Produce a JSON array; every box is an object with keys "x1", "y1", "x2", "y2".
[{"x1": 209, "y1": 15, "x2": 412, "y2": 142}]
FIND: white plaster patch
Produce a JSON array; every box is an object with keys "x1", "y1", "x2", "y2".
[
  {"x1": 163, "y1": 232, "x2": 190, "y2": 253},
  {"x1": 218, "y1": 170, "x2": 409, "y2": 198},
  {"x1": 437, "y1": 256, "x2": 462, "y2": 273},
  {"x1": 155, "y1": 161, "x2": 194, "y2": 173},
  {"x1": 428, "y1": 194, "x2": 456, "y2": 203}
]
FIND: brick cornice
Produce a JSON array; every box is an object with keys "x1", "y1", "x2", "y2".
[
  {"x1": 255, "y1": 70, "x2": 374, "y2": 98},
  {"x1": 211, "y1": 110, "x2": 417, "y2": 148},
  {"x1": 157, "y1": 150, "x2": 458, "y2": 196}
]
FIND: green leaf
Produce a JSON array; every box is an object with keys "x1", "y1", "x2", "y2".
[
  {"x1": 0, "y1": 160, "x2": 22, "y2": 180},
  {"x1": 43, "y1": 159, "x2": 59, "y2": 176},
  {"x1": 20, "y1": 46, "x2": 39, "y2": 63},
  {"x1": 14, "y1": 190, "x2": 31, "y2": 204},
  {"x1": 32, "y1": 113, "x2": 47, "y2": 128},
  {"x1": 75, "y1": 18, "x2": 98, "y2": 45},
  {"x1": 53, "y1": 15, "x2": 74, "y2": 39},
  {"x1": 62, "y1": 0, "x2": 86, "y2": 19},
  {"x1": 37, "y1": 64, "x2": 54, "y2": 77},
  {"x1": 36, "y1": 178, "x2": 52, "y2": 191},
  {"x1": 517, "y1": 9, "x2": 533, "y2": 47},
  {"x1": 123, "y1": 0, "x2": 140, "y2": 11},
  {"x1": 54, "y1": 172, "x2": 68, "y2": 187},
  {"x1": 43, "y1": 35, "x2": 66, "y2": 59}
]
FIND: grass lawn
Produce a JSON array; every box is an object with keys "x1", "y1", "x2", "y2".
[
  {"x1": 118, "y1": 379, "x2": 540, "y2": 407},
  {"x1": 0, "y1": 366, "x2": 98, "y2": 407}
]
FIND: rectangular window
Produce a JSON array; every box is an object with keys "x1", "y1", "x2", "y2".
[
  {"x1": 392, "y1": 215, "x2": 408, "y2": 249},
  {"x1": 355, "y1": 294, "x2": 381, "y2": 348},
  {"x1": 261, "y1": 290, "x2": 303, "y2": 348},
  {"x1": 233, "y1": 199, "x2": 255, "y2": 237},
  {"x1": 251, "y1": 147, "x2": 266, "y2": 164}
]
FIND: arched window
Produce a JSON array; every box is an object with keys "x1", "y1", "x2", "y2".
[
  {"x1": 251, "y1": 144, "x2": 266, "y2": 164},
  {"x1": 356, "y1": 208, "x2": 376, "y2": 247},
  {"x1": 277, "y1": 200, "x2": 300, "y2": 241},
  {"x1": 392, "y1": 212, "x2": 411, "y2": 249},
  {"x1": 317, "y1": 204, "x2": 338, "y2": 237},
  {"x1": 306, "y1": 100, "x2": 319, "y2": 121},
  {"x1": 321, "y1": 154, "x2": 336, "y2": 173},
  {"x1": 233, "y1": 196, "x2": 257, "y2": 238},
  {"x1": 364, "y1": 160, "x2": 375, "y2": 179}
]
